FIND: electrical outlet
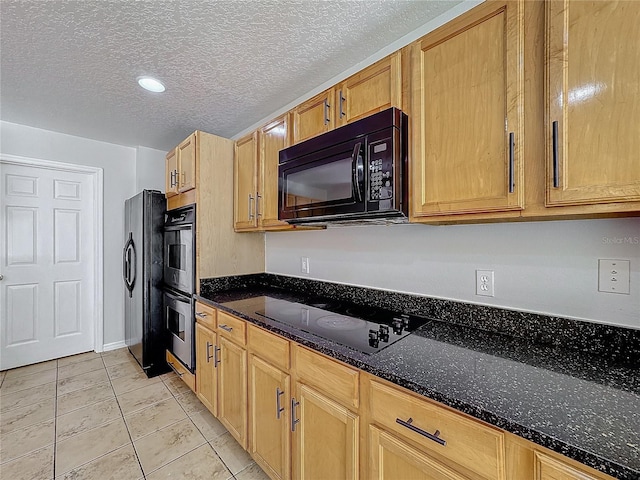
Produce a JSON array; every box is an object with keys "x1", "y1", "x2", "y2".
[
  {"x1": 301, "y1": 257, "x2": 310, "y2": 274},
  {"x1": 598, "y1": 259, "x2": 630, "y2": 294},
  {"x1": 476, "y1": 270, "x2": 494, "y2": 297}
]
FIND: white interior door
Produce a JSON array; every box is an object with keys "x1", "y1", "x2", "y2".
[{"x1": 1, "y1": 160, "x2": 96, "y2": 370}]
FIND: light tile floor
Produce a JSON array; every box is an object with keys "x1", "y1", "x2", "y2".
[{"x1": 0, "y1": 348, "x2": 270, "y2": 480}]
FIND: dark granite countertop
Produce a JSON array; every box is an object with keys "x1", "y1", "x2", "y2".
[{"x1": 195, "y1": 282, "x2": 640, "y2": 480}]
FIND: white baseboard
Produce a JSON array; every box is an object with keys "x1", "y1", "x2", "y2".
[{"x1": 102, "y1": 341, "x2": 127, "y2": 352}]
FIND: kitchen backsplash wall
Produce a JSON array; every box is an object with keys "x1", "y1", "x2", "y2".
[{"x1": 266, "y1": 218, "x2": 640, "y2": 329}]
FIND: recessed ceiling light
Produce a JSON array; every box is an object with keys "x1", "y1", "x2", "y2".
[{"x1": 137, "y1": 76, "x2": 165, "y2": 93}]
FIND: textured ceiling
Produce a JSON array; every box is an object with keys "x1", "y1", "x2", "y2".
[{"x1": 1, "y1": 0, "x2": 464, "y2": 151}]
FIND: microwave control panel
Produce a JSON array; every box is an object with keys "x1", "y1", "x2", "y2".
[{"x1": 368, "y1": 139, "x2": 394, "y2": 209}]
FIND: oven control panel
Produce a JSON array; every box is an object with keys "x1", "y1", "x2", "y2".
[{"x1": 368, "y1": 139, "x2": 394, "y2": 208}]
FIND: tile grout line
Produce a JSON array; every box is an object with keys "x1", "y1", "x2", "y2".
[{"x1": 100, "y1": 353, "x2": 147, "y2": 480}]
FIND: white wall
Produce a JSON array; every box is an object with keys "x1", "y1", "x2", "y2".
[
  {"x1": 135, "y1": 146, "x2": 166, "y2": 193},
  {"x1": 266, "y1": 218, "x2": 640, "y2": 329},
  {"x1": 0, "y1": 121, "x2": 163, "y2": 348}
]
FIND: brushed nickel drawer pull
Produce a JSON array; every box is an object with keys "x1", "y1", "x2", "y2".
[
  {"x1": 219, "y1": 324, "x2": 233, "y2": 333},
  {"x1": 396, "y1": 417, "x2": 446, "y2": 446},
  {"x1": 195, "y1": 311, "x2": 208, "y2": 318}
]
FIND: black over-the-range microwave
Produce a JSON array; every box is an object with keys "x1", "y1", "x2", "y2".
[{"x1": 278, "y1": 107, "x2": 408, "y2": 224}]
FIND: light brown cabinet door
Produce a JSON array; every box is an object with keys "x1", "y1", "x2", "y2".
[
  {"x1": 165, "y1": 148, "x2": 178, "y2": 198},
  {"x1": 546, "y1": 0, "x2": 640, "y2": 206},
  {"x1": 178, "y1": 133, "x2": 196, "y2": 193},
  {"x1": 195, "y1": 323, "x2": 217, "y2": 415},
  {"x1": 259, "y1": 115, "x2": 291, "y2": 229},
  {"x1": 410, "y1": 0, "x2": 524, "y2": 218},
  {"x1": 234, "y1": 132, "x2": 259, "y2": 230},
  {"x1": 292, "y1": 383, "x2": 358, "y2": 480},
  {"x1": 369, "y1": 426, "x2": 468, "y2": 480},
  {"x1": 218, "y1": 336, "x2": 248, "y2": 448},
  {"x1": 336, "y1": 52, "x2": 402, "y2": 127},
  {"x1": 534, "y1": 451, "x2": 602, "y2": 480},
  {"x1": 249, "y1": 355, "x2": 291, "y2": 480},
  {"x1": 291, "y1": 88, "x2": 335, "y2": 144}
]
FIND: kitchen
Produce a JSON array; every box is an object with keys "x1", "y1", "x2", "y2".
[{"x1": 1, "y1": 1, "x2": 639, "y2": 479}]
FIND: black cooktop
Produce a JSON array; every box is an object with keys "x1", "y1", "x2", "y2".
[{"x1": 255, "y1": 296, "x2": 430, "y2": 354}]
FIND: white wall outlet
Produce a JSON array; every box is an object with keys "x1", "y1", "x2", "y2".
[
  {"x1": 598, "y1": 259, "x2": 630, "y2": 294},
  {"x1": 476, "y1": 270, "x2": 494, "y2": 297},
  {"x1": 301, "y1": 256, "x2": 310, "y2": 274}
]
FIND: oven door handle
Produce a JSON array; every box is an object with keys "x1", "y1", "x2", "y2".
[{"x1": 352, "y1": 142, "x2": 364, "y2": 202}]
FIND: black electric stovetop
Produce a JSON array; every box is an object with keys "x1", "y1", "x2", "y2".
[{"x1": 255, "y1": 296, "x2": 429, "y2": 355}]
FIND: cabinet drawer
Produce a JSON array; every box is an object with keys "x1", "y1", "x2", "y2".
[
  {"x1": 247, "y1": 324, "x2": 290, "y2": 371},
  {"x1": 293, "y1": 345, "x2": 358, "y2": 409},
  {"x1": 166, "y1": 350, "x2": 195, "y2": 392},
  {"x1": 194, "y1": 301, "x2": 216, "y2": 330},
  {"x1": 217, "y1": 310, "x2": 246, "y2": 345},
  {"x1": 369, "y1": 380, "x2": 505, "y2": 480}
]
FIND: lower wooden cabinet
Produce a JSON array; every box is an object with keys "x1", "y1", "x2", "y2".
[
  {"x1": 181, "y1": 308, "x2": 617, "y2": 480},
  {"x1": 218, "y1": 335, "x2": 248, "y2": 448},
  {"x1": 369, "y1": 425, "x2": 467, "y2": 480},
  {"x1": 249, "y1": 354, "x2": 291, "y2": 480},
  {"x1": 293, "y1": 383, "x2": 359, "y2": 480},
  {"x1": 195, "y1": 323, "x2": 217, "y2": 415}
]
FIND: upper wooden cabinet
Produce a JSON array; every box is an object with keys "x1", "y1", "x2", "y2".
[
  {"x1": 291, "y1": 52, "x2": 403, "y2": 144},
  {"x1": 234, "y1": 116, "x2": 295, "y2": 232},
  {"x1": 177, "y1": 134, "x2": 196, "y2": 193},
  {"x1": 165, "y1": 148, "x2": 178, "y2": 198},
  {"x1": 165, "y1": 133, "x2": 196, "y2": 201},
  {"x1": 335, "y1": 51, "x2": 402, "y2": 127},
  {"x1": 234, "y1": 132, "x2": 260, "y2": 231},
  {"x1": 410, "y1": 0, "x2": 524, "y2": 221},
  {"x1": 545, "y1": 0, "x2": 640, "y2": 207},
  {"x1": 291, "y1": 88, "x2": 335, "y2": 144},
  {"x1": 259, "y1": 115, "x2": 292, "y2": 229}
]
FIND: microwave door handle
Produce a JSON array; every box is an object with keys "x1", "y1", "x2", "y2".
[{"x1": 352, "y1": 142, "x2": 363, "y2": 202}]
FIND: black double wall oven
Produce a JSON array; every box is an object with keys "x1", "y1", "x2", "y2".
[{"x1": 163, "y1": 205, "x2": 196, "y2": 372}]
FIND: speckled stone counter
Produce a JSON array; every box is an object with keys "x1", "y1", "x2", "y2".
[{"x1": 197, "y1": 274, "x2": 640, "y2": 479}]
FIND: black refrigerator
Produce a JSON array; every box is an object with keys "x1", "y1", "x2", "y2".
[{"x1": 123, "y1": 190, "x2": 168, "y2": 377}]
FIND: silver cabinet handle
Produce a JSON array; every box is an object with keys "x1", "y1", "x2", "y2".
[
  {"x1": 276, "y1": 387, "x2": 285, "y2": 419},
  {"x1": 256, "y1": 193, "x2": 262, "y2": 217},
  {"x1": 323, "y1": 99, "x2": 330, "y2": 125},
  {"x1": 248, "y1": 194, "x2": 255, "y2": 219},
  {"x1": 396, "y1": 417, "x2": 446, "y2": 446},
  {"x1": 214, "y1": 345, "x2": 220, "y2": 367},
  {"x1": 508, "y1": 132, "x2": 515, "y2": 194},
  {"x1": 339, "y1": 90, "x2": 345, "y2": 118},
  {"x1": 195, "y1": 311, "x2": 208, "y2": 318},
  {"x1": 219, "y1": 324, "x2": 233, "y2": 333},
  {"x1": 291, "y1": 397, "x2": 300, "y2": 432}
]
